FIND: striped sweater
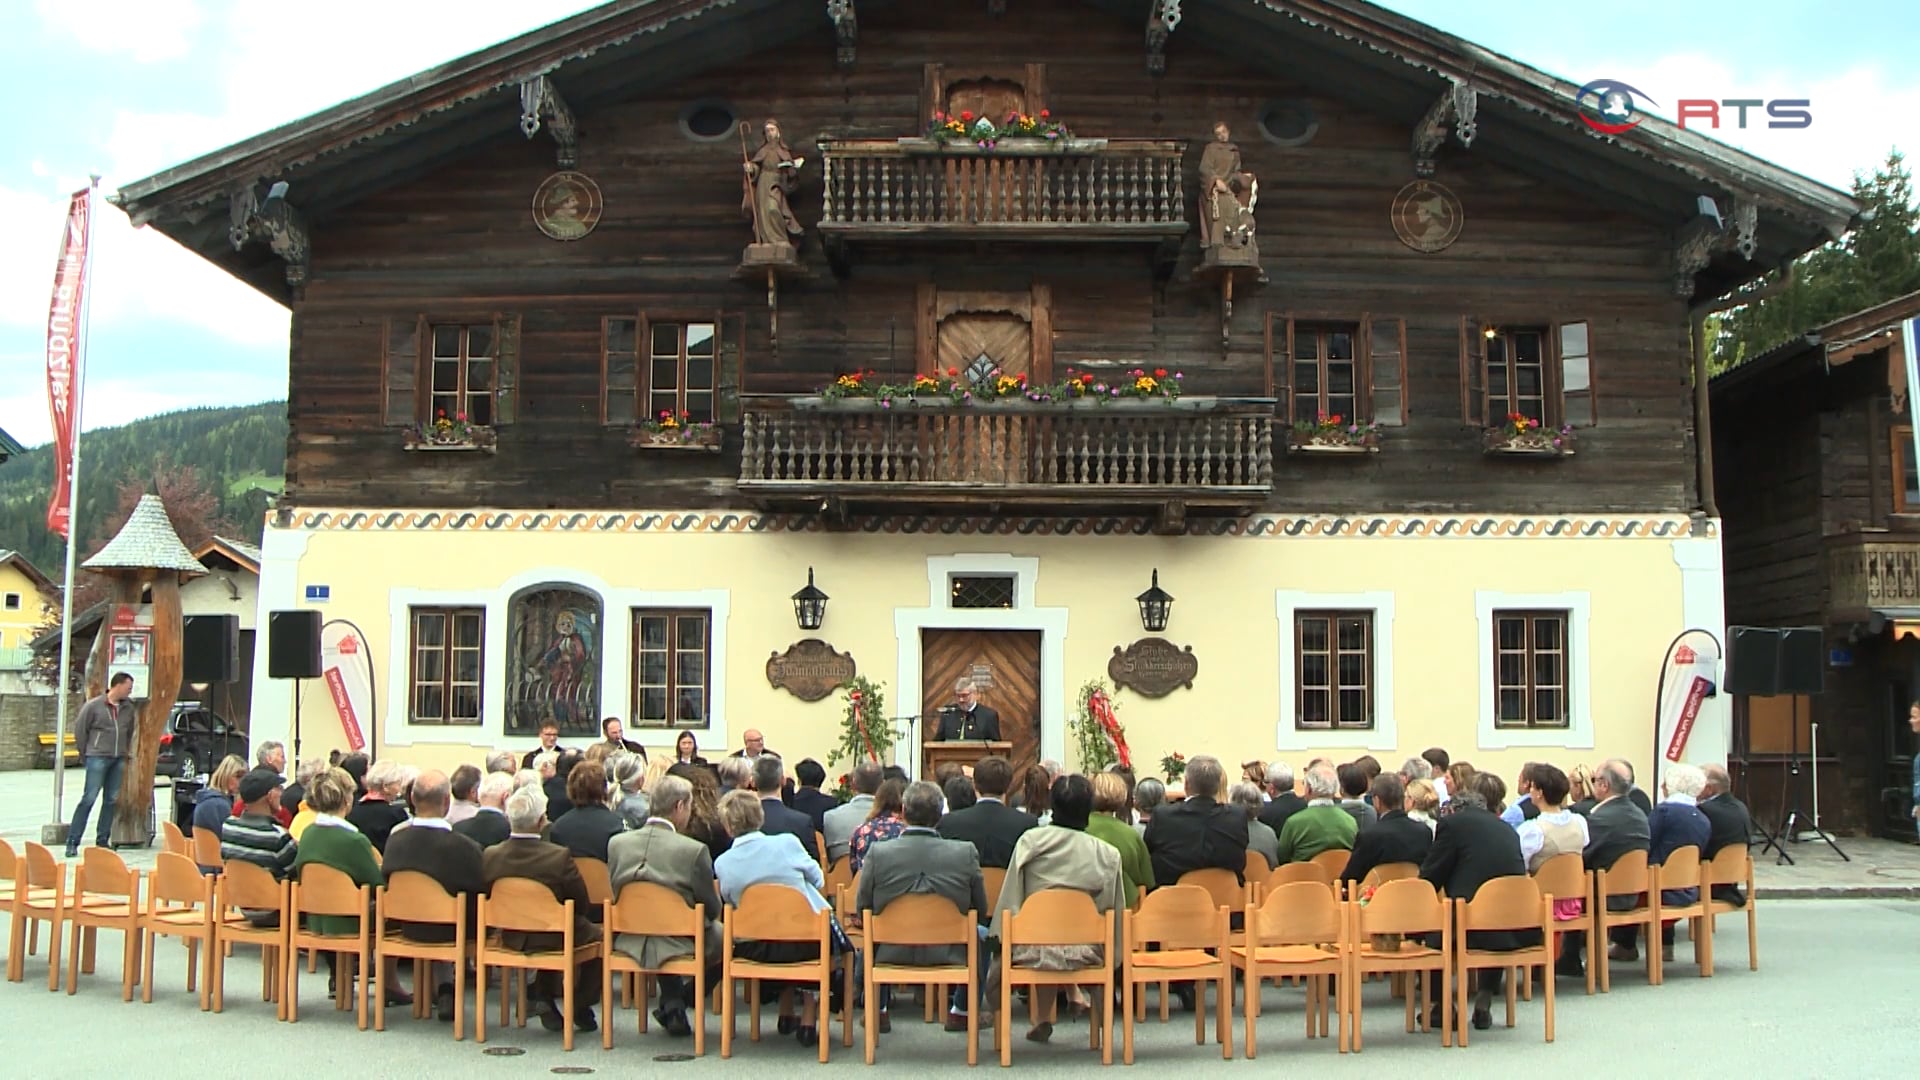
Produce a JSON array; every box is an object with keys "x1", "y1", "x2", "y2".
[{"x1": 220, "y1": 812, "x2": 298, "y2": 879}]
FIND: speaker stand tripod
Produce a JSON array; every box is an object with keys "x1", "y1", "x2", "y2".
[{"x1": 1767, "y1": 695, "x2": 1848, "y2": 864}]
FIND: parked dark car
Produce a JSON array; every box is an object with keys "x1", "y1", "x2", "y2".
[{"x1": 156, "y1": 703, "x2": 248, "y2": 781}]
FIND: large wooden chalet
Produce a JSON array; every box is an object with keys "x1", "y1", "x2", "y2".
[{"x1": 116, "y1": 0, "x2": 1856, "y2": 783}]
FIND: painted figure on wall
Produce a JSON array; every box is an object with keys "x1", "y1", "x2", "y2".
[
  {"x1": 742, "y1": 118, "x2": 805, "y2": 249},
  {"x1": 1198, "y1": 120, "x2": 1258, "y2": 254},
  {"x1": 508, "y1": 586, "x2": 600, "y2": 737}
]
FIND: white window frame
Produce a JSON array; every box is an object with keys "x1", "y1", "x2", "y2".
[
  {"x1": 1273, "y1": 590, "x2": 1397, "y2": 752},
  {"x1": 1475, "y1": 589, "x2": 1594, "y2": 750}
]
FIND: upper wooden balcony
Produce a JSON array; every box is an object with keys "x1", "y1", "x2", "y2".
[
  {"x1": 1827, "y1": 527, "x2": 1920, "y2": 622},
  {"x1": 816, "y1": 138, "x2": 1188, "y2": 270},
  {"x1": 737, "y1": 397, "x2": 1273, "y2": 526}
]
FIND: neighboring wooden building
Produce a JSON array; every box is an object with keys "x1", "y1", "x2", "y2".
[
  {"x1": 1712, "y1": 290, "x2": 1920, "y2": 838},
  {"x1": 0, "y1": 426, "x2": 22, "y2": 464},
  {"x1": 115, "y1": 2, "x2": 1855, "y2": 783}
]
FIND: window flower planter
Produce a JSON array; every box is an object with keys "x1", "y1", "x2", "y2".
[
  {"x1": 1287, "y1": 432, "x2": 1381, "y2": 454},
  {"x1": 630, "y1": 425, "x2": 723, "y2": 453},
  {"x1": 1482, "y1": 430, "x2": 1575, "y2": 457},
  {"x1": 403, "y1": 424, "x2": 496, "y2": 453}
]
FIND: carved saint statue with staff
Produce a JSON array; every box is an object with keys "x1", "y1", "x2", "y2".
[{"x1": 741, "y1": 117, "x2": 805, "y2": 254}]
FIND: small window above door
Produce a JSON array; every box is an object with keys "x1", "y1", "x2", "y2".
[{"x1": 950, "y1": 575, "x2": 1016, "y2": 609}]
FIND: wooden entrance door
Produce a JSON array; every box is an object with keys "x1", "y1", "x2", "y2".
[{"x1": 921, "y1": 628, "x2": 1041, "y2": 781}]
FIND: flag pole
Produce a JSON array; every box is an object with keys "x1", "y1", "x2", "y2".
[{"x1": 47, "y1": 175, "x2": 98, "y2": 838}]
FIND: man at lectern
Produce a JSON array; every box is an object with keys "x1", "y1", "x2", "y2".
[{"x1": 936, "y1": 677, "x2": 1002, "y2": 742}]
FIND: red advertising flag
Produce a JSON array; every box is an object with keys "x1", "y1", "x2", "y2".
[{"x1": 44, "y1": 188, "x2": 92, "y2": 539}]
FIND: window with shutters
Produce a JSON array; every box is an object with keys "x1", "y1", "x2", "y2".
[
  {"x1": 1461, "y1": 318, "x2": 1594, "y2": 427},
  {"x1": 383, "y1": 314, "x2": 520, "y2": 428},
  {"x1": 1268, "y1": 314, "x2": 1409, "y2": 425},
  {"x1": 409, "y1": 607, "x2": 484, "y2": 726}
]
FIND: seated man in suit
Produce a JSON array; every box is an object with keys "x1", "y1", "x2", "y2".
[
  {"x1": 607, "y1": 774, "x2": 722, "y2": 1038},
  {"x1": 855, "y1": 780, "x2": 988, "y2": 1033},
  {"x1": 753, "y1": 756, "x2": 819, "y2": 863},
  {"x1": 1419, "y1": 775, "x2": 1537, "y2": 1031},
  {"x1": 382, "y1": 769, "x2": 486, "y2": 1022},
  {"x1": 1259, "y1": 761, "x2": 1306, "y2": 835},
  {"x1": 935, "y1": 677, "x2": 1001, "y2": 742},
  {"x1": 1340, "y1": 772, "x2": 1432, "y2": 884},
  {"x1": 1274, "y1": 761, "x2": 1358, "y2": 864},
  {"x1": 790, "y1": 758, "x2": 841, "y2": 835},
  {"x1": 936, "y1": 755, "x2": 1038, "y2": 869},
  {"x1": 1697, "y1": 764, "x2": 1752, "y2": 906},
  {"x1": 455, "y1": 771, "x2": 515, "y2": 849},
  {"x1": 521, "y1": 720, "x2": 570, "y2": 770},
  {"x1": 481, "y1": 787, "x2": 602, "y2": 1034},
  {"x1": 729, "y1": 728, "x2": 780, "y2": 762},
  {"x1": 1582, "y1": 759, "x2": 1652, "y2": 966},
  {"x1": 824, "y1": 761, "x2": 883, "y2": 864},
  {"x1": 1144, "y1": 755, "x2": 1249, "y2": 885}
]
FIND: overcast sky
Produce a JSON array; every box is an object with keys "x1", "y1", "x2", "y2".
[{"x1": 0, "y1": 0, "x2": 1908, "y2": 449}]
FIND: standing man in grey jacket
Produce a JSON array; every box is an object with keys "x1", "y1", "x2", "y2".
[{"x1": 67, "y1": 671, "x2": 137, "y2": 857}]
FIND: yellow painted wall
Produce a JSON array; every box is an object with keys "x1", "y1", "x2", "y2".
[
  {"x1": 258, "y1": 512, "x2": 1719, "y2": 786},
  {"x1": 0, "y1": 560, "x2": 53, "y2": 651}
]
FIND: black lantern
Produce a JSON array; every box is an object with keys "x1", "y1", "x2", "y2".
[
  {"x1": 792, "y1": 567, "x2": 829, "y2": 631},
  {"x1": 1136, "y1": 568, "x2": 1173, "y2": 633}
]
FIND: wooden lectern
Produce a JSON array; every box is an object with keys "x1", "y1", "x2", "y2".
[{"x1": 923, "y1": 740, "x2": 1012, "y2": 780}]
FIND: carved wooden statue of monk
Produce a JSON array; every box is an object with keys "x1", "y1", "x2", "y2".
[
  {"x1": 1198, "y1": 121, "x2": 1258, "y2": 254},
  {"x1": 743, "y1": 119, "x2": 805, "y2": 249}
]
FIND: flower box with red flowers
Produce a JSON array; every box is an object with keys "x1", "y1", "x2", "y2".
[
  {"x1": 1484, "y1": 413, "x2": 1575, "y2": 457},
  {"x1": 630, "y1": 410, "x2": 722, "y2": 452},
  {"x1": 1287, "y1": 414, "x2": 1382, "y2": 454},
  {"x1": 801, "y1": 365, "x2": 1190, "y2": 410},
  {"x1": 403, "y1": 411, "x2": 496, "y2": 453}
]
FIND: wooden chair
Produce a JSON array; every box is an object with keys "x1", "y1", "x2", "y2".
[
  {"x1": 0, "y1": 839, "x2": 20, "y2": 973},
  {"x1": 1358, "y1": 862, "x2": 1421, "y2": 892},
  {"x1": 211, "y1": 859, "x2": 287, "y2": 1016},
  {"x1": 1230, "y1": 880, "x2": 1347, "y2": 1058},
  {"x1": 1311, "y1": 849, "x2": 1352, "y2": 881},
  {"x1": 374, "y1": 870, "x2": 469, "y2": 1038},
  {"x1": 1349, "y1": 877, "x2": 1451, "y2": 1050},
  {"x1": 192, "y1": 827, "x2": 223, "y2": 872},
  {"x1": 1701, "y1": 845, "x2": 1758, "y2": 976},
  {"x1": 861, "y1": 894, "x2": 979, "y2": 1064},
  {"x1": 1268, "y1": 862, "x2": 1332, "y2": 890},
  {"x1": 1526, "y1": 852, "x2": 1593, "y2": 999},
  {"x1": 64, "y1": 847, "x2": 143, "y2": 999},
  {"x1": 1654, "y1": 847, "x2": 1708, "y2": 976},
  {"x1": 997, "y1": 889, "x2": 1116, "y2": 1067},
  {"x1": 1452, "y1": 876, "x2": 1555, "y2": 1046},
  {"x1": 574, "y1": 857, "x2": 612, "y2": 908},
  {"x1": 722, "y1": 883, "x2": 840, "y2": 1063},
  {"x1": 1243, "y1": 850, "x2": 1271, "y2": 887},
  {"x1": 831, "y1": 870, "x2": 866, "y2": 1047},
  {"x1": 162, "y1": 821, "x2": 190, "y2": 858},
  {"x1": 1592, "y1": 850, "x2": 1659, "y2": 991},
  {"x1": 813, "y1": 831, "x2": 828, "y2": 871},
  {"x1": 601, "y1": 882, "x2": 709, "y2": 1056},
  {"x1": 982, "y1": 866, "x2": 1008, "y2": 914},
  {"x1": 286, "y1": 862, "x2": 372, "y2": 1029},
  {"x1": 823, "y1": 855, "x2": 852, "y2": 908},
  {"x1": 477, "y1": 877, "x2": 599, "y2": 1051},
  {"x1": 7, "y1": 842, "x2": 66, "y2": 989},
  {"x1": 1122, "y1": 884, "x2": 1230, "y2": 1064},
  {"x1": 140, "y1": 851, "x2": 215, "y2": 1009}
]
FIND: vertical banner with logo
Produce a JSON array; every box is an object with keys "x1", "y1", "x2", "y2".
[
  {"x1": 320, "y1": 621, "x2": 375, "y2": 753},
  {"x1": 1902, "y1": 318, "x2": 1920, "y2": 498},
  {"x1": 1653, "y1": 629, "x2": 1726, "y2": 790},
  {"x1": 45, "y1": 188, "x2": 91, "y2": 538}
]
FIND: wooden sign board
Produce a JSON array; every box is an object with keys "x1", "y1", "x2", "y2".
[
  {"x1": 1108, "y1": 637, "x2": 1198, "y2": 697},
  {"x1": 766, "y1": 639, "x2": 857, "y2": 701}
]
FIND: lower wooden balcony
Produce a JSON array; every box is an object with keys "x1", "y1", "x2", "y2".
[
  {"x1": 1826, "y1": 528, "x2": 1920, "y2": 622},
  {"x1": 738, "y1": 399, "x2": 1274, "y2": 526}
]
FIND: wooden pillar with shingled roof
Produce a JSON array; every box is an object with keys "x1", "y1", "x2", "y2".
[{"x1": 81, "y1": 493, "x2": 206, "y2": 844}]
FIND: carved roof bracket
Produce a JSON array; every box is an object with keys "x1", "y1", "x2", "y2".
[
  {"x1": 1411, "y1": 79, "x2": 1476, "y2": 178},
  {"x1": 1672, "y1": 194, "x2": 1760, "y2": 298},
  {"x1": 827, "y1": 0, "x2": 856, "y2": 68},
  {"x1": 1146, "y1": 0, "x2": 1182, "y2": 75},
  {"x1": 228, "y1": 181, "x2": 309, "y2": 288},
  {"x1": 1730, "y1": 198, "x2": 1759, "y2": 261},
  {"x1": 519, "y1": 74, "x2": 578, "y2": 168}
]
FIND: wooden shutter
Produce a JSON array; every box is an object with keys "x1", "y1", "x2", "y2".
[
  {"x1": 602, "y1": 316, "x2": 639, "y2": 426},
  {"x1": 382, "y1": 316, "x2": 422, "y2": 426},
  {"x1": 1556, "y1": 319, "x2": 1596, "y2": 426},
  {"x1": 494, "y1": 314, "x2": 522, "y2": 425},
  {"x1": 1366, "y1": 316, "x2": 1408, "y2": 426},
  {"x1": 1266, "y1": 312, "x2": 1294, "y2": 418},
  {"x1": 1459, "y1": 316, "x2": 1487, "y2": 425},
  {"x1": 719, "y1": 312, "x2": 746, "y2": 421}
]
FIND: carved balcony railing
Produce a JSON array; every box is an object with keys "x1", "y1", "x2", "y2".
[
  {"x1": 738, "y1": 399, "x2": 1272, "y2": 514},
  {"x1": 816, "y1": 138, "x2": 1189, "y2": 246},
  {"x1": 1826, "y1": 530, "x2": 1920, "y2": 620}
]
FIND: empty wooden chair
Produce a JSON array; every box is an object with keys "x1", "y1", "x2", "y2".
[
  {"x1": 64, "y1": 846, "x2": 143, "y2": 999},
  {"x1": 1310, "y1": 849, "x2": 1352, "y2": 881},
  {"x1": 601, "y1": 881, "x2": 709, "y2": 1056},
  {"x1": 1593, "y1": 850, "x2": 1659, "y2": 991},
  {"x1": 140, "y1": 851, "x2": 215, "y2": 1009},
  {"x1": 1452, "y1": 875, "x2": 1555, "y2": 1046},
  {"x1": 1268, "y1": 862, "x2": 1333, "y2": 890},
  {"x1": 997, "y1": 889, "x2": 1115, "y2": 1067},
  {"x1": 7, "y1": 842, "x2": 67, "y2": 989},
  {"x1": 813, "y1": 831, "x2": 828, "y2": 871},
  {"x1": 722, "y1": 883, "x2": 841, "y2": 1063},
  {"x1": 477, "y1": 877, "x2": 599, "y2": 1051},
  {"x1": 1230, "y1": 880, "x2": 1348, "y2": 1058},
  {"x1": 1349, "y1": 877, "x2": 1451, "y2": 1050},
  {"x1": 161, "y1": 821, "x2": 190, "y2": 859},
  {"x1": 374, "y1": 870, "x2": 470, "y2": 1038},
  {"x1": 1701, "y1": 845, "x2": 1758, "y2": 976},
  {"x1": 862, "y1": 894, "x2": 979, "y2": 1064},
  {"x1": 1243, "y1": 850, "x2": 1271, "y2": 886},
  {"x1": 211, "y1": 859, "x2": 287, "y2": 1016},
  {"x1": 192, "y1": 827, "x2": 223, "y2": 874},
  {"x1": 1654, "y1": 846, "x2": 1708, "y2": 976},
  {"x1": 1122, "y1": 884, "x2": 1231, "y2": 1064},
  {"x1": 286, "y1": 862, "x2": 372, "y2": 1029}
]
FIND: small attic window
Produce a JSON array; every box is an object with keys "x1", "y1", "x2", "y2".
[
  {"x1": 1258, "y1": 99, "x2": 1319, "y2": 147},
  {"x1": 680, "y1": 100, "x2": 739, "y2": 142}
]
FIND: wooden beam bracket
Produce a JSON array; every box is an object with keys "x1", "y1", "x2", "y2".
[
  {"x1": 519, "y1": 74, "x2": 578, "y2": 169},
  {"x1": 1155, "y1": 498, "x2": 1188, "y2": 536},
  {"x1": 1411, "y1": 79, "x2": 1476, "y2": 178},
  {"x1": 1146, "y1": 0, "x2": 1182, "y2": 75},
  {"x1": 1672, "y1": 195, "x2": 1758, "y2": 298},
  {"x1": 228, "y1": 181, "x2": 309, "y2": 287},
  {"x1": 827, "y1": 0, "x2": 857, "y2": 68}
]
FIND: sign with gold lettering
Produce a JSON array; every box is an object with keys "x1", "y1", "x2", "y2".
[
  {"x1": 1108, "y1": 638, "x2": 1198, "y2": 697},
  {"x1": 766, "y1": 639, "x2": 857, "y2": 702}
]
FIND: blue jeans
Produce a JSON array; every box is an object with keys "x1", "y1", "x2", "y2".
[{"x1": 67, "y1": 755, "x2": 125, "y2": 852}]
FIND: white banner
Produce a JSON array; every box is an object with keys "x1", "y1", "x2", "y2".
[
  {"x1": 320, "y1": 622, "x2": 374, "y2": 753},
  {"x1": 1654, "y1": 630, "x2": 1727, "y2": 788}
]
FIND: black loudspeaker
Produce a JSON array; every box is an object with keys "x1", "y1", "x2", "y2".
[
  {"x1": 181, "y1": 614, "x2": 240, "y2": 683},
  {"x1": 267, "y1": 610, "x2": 323, "y2": 679},
  {"x1": 1724, "y1": 625, "x2": 1781, "y2": 696},
  {"x1": 1776, "y1": 626, "x2": 1825, "y2": 695}
]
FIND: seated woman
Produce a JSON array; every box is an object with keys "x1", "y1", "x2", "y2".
[
  {"x1": 1517, "y1": 763, "x2": 1590, "y2": 976},
  {"x1": 1086, "y1": 772, "x2": 1154, "y2": 906},
  {"x1": 192, "y1": 755, "x2": 249, "y2": 868},
  {"x1": 549, "y1": 759, "x2": 624, "y2": 864},
  {"x1": 671, "y1": 763, "x2": 731, "y2": 860},
  {"x1": 610, "y1": 753, "x2": 650, "y2": 829},
  {"x1": 1405, "y1": 778, "x2": 1440, "y2": 834},
  {"x1": 847, "y1": 778, "x2": 907, "y2": 874},
  {"x1": 294, "y1": 765, "x2": 407, "y2": 1005},
  {"x1": 713, "y1": 790, "x2": 841, "y2": 1047},
  {"x1": 673, "y1": 731, "x2": 708, "y2": 766}
]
